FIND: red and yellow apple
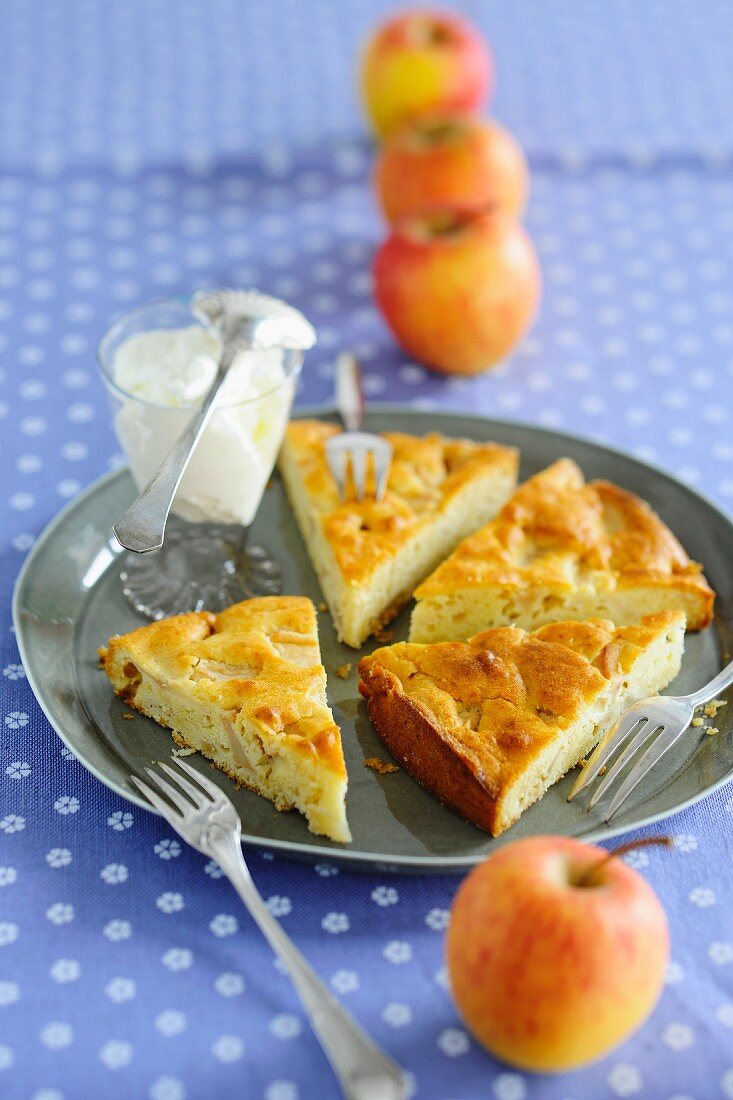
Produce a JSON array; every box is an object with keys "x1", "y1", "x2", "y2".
[
  {"x1": 375, "y1": 114, "x2": 528, "y2": 224},
  {"x1": 446, "y1": 836, "x2": 670, "y2": 1073},
  {"x1": 373, "y1": 206, "x2": 540, "y2": 375},
  {"x1": 360, "y1": 10, "x2": 493, "y2": 139}
]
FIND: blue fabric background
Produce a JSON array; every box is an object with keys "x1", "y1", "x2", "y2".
[{"x1": 1, "y1": 3, "x2": 732, "y2": 1098}]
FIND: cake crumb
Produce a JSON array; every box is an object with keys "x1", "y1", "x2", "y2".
[
  {"x1": 318, "y1": 601, "x2": 328, "y2": 613},
  {"x1": 703, "y1": 698, "x2": 727, "y2": 718},
  {"x1": 171, "y1": 747, "x2": 197, "y2": 758},
  {"x1": 373, "y1": 627, "x2": 394, "y2": 644},
  {"x1": 335, "y1": 663, "x2": 352, "y2": 679},
  {"x1": 692, "y1": 716, "x2": 704, "y2": 727},
  {"x1": 364, "y1": 757, "x2": 399, "y2": 775},
  {"x1": 707, "y1": 726, "x2": 719, "y2": 737},
  {"x1": 578, "y1": 757, "x2": 587, "y2": 768},
  {"x1": 121, "y1": 712, "x2": 135, "y2": 721}
]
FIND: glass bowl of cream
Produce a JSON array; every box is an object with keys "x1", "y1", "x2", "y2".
[{"x1": 97, "y1": 294, "x2": 306, "y2": 618}]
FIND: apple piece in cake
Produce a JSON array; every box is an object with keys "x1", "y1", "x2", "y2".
[
  {"x1": 278, "y1": 419, "x2": 519, "y2": 648},
  {"x1": 101, "y1": 596, "x2": 350, "y2": 843},
  {"x1": 359, "y1": 611, "x2": 685, "y2": 836},
  {"x1": 410, "y1": 458, "x2": 714, "y2": 644}
]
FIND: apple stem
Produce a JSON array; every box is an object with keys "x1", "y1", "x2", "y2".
[
  {"x1": 576, "y1": 835, "x2": 673, "y2": 887},
  {"x1": 463, "y1": 200, "x2": 498, "y2": 222}
]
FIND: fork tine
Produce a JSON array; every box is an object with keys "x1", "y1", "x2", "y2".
[
  {"x1": 144, "y1": 766, "x2": 191, "y2": 815},
  {"x1": 605, "y1": 722, "x2": 686, "y2": 821},
  {"x1": 587, "y1": 720, "x2": 656, "y2": 810},
  {"x1": 350, "y1": 448, "x2": 368, "y2": 501},
  {"x1": 157, "y1": 760, "x2": 209, "y2": 806},
  {"x1": 325, "y1": 447, "x2": 348, "y2": 499},
  {"x1": 567, "y1": 712, "x2": 646, "y2": 801},
  {"x1": 172, "y1": 755, "x2": 224, "y2": 801},
  {"x1": 131, "y1": 774, "x2": 184, "y2": 820},
  {"x1": 374, "y1": 446, "x2": 391, "y2": 501}
]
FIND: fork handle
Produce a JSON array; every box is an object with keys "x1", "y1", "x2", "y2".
[
  {"x1": 686, "y1": 655, "x2": 733, "y2": 707},
  {"x1": 209, "y1": 830, "x2": 407, "y2": 1100},
  {"x1": 335, "y1": 352, "x2": 363, "y2": 432}
]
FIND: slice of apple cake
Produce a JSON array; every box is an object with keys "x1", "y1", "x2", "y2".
[
  {"x1": 410, "y1": 458, "x2": 714, "y2": 644},
  {"x1": 278, "y1": 419, "x2": 519, "y2": 648},
  {"x1": 101, "y1": 596, "x2": 350, "y2": 843},
  {"x1": 359, "y1": 611, "x2": 685, "y2": 836}
]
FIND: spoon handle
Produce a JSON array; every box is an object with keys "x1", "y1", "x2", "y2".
[{"x1": 113, "y1": 345, "x2": 238, "y2": 554}]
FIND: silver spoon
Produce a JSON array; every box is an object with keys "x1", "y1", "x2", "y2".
[{"x1": 113, "y1": 289, "x2": 315, "y2": 554}]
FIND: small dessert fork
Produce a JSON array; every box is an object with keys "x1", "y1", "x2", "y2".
[
  {"x1": 131, "y1": 756, "x2": 408, "y2": 1100},
  {"x1": 325, "y1": 353, "x2": 392, "y2": 502},
  {"x1": 568, "y1": 657, "x2": 733, "y2": 820}
]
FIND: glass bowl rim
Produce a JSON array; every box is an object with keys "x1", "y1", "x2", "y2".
[{"x1": 96, "y1": 294, "x2": 305, "y2": 411}]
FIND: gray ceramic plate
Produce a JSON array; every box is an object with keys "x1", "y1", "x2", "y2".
[{"x1": 13, "y1": 407, "x2": 733, "y2": 872}]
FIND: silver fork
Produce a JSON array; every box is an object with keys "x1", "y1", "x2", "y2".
[
  {"x1": 131, "y1": 756, "x2": 408, "y2": 1100},
  {"x1": 568, "y1": 658, "x2": 733, "y2": 820},
  {"x1": 325, "y1": 353, "x2": 392, "y2": 502}
]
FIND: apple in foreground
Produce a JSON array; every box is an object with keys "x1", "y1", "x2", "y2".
[
  {"x1": 360, "y1": 9, "x2": 493, "y2": 139},
  {"x1": 373, "y1": 206, "x2": 540, "y2": 375},
  {"x1": 375, "y1": 114, "x2": 528, "y2": 224},
  {"x1": 446, "y1": 836, "x2": 669, "y2": 1073}
]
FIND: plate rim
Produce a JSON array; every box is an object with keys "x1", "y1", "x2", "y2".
[{"x1": 12, "y1": 404, "x2": 733, "y2": 870}]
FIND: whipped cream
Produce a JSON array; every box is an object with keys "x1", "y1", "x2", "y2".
[{"x1": 112, "y1": 325, "x2": 296, "y2": 526}]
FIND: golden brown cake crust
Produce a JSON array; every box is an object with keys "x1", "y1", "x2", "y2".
[
  {"x1": 358, "y1": 611, "x2": 685, "y2": 834},
  {"x1": 282, "y1": 419, "x2": 519, "y2": 585},
  {"x1": 102, "y1": 597, "x2": 346, "y2": 778},
  {"x1": 414, "y1": 458, "x2": 714, "y2": 628}
]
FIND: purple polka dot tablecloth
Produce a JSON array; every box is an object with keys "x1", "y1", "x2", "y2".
[{"x1": 2, "y1": 2, "x2": 733, "y2": 1098}]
